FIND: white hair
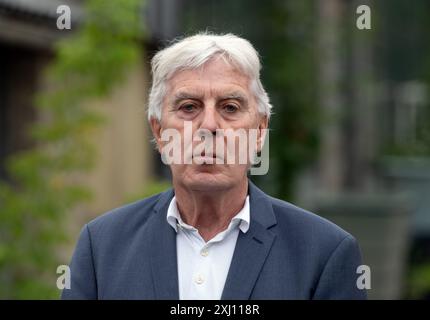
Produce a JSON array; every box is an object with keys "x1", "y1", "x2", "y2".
[{"x1": 147, "y1": 32, "x2": 273, "y2": 121}]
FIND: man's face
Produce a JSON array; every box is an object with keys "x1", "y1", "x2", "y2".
[{"x1": 151, "y1": 57, "x2": 267, "y2": 191}]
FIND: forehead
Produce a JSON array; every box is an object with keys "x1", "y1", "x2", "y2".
[{"x1": 166, "y1": 58, "x2": 251, "y2": 97}]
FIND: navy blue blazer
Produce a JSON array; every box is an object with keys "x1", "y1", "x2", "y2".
[{"x1": 62, "y1": 181, "x2": 367, "y2": 299}]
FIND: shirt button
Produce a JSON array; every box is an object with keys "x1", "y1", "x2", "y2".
[
  {"x1": 200, "y1": 248, "x2": 209, "y2": 257},
  {"x1": 195, "y1": 274, "x2": 205, "y2": 285}
]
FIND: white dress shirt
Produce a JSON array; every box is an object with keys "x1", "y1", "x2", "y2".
[{"x1": 166, "y1": 195, "x2": 250, "y2": 300}]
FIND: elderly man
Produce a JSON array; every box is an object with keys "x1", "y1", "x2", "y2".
[{"x1": 62, "y1": 33, "x2": 366, "y2": 300}]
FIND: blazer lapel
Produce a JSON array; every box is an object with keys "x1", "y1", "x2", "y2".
[
  {"x1": 221, "y1": 182, "x2": 277, "y2": 300},
  {"x1": 147, "y1": 189, "x2": 180, "y2": 299}
]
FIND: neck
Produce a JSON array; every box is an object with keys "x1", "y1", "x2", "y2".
[{"x1": 173, "y1": 178, "x2": 249, "y2": 242}]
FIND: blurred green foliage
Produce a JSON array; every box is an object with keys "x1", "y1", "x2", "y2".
[
  {"x1": 407, "y1": 263, "x2": 430, "y2": 299},
  {"x1": 0, "y1": 0, "x2": 144, "y2": 298},
  {"x1": 375, "y1": 1, "x2": 430, "y2": 299},
  {"x1": 126, "y1": 180, "x2": 172, "y2": 204},
  {"x1": 376, "y1": 0, "x2": 430, "y2": 158}
]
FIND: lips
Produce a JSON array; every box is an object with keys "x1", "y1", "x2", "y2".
[{"x1": 192, "y1": 151, "x2": 224, "y2": 163}]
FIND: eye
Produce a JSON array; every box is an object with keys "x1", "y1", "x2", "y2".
[
  {"x1": 180, "y1": 103, "x2": 197, "y2": 113},
  {"x1": 223, "y1": 104, "x2": 239, "y2": 113}
]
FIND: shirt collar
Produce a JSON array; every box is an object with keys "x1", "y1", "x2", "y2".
[{"x1": 166, "y1": 195, "x2": 250, "y2": 234}]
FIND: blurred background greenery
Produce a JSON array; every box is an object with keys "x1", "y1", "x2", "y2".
[{"x1": 0, "y1": 0, "x2": 429, "y2": 299}]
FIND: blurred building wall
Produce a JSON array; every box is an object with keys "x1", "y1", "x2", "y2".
[
  {"x1": 83, "y1": 63, "x2": 152, "y2": 219},
  {"x1": 0, "y1": 0, "x2": 153, "y2": 232}
]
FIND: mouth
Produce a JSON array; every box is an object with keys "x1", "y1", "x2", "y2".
[{"x1": 192, "y1": 151, "x2": 224, "y2": 164}]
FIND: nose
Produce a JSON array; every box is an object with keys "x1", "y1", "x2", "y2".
[{"x1": 199, "y1": 105, "x2": 219, "y2": 134}]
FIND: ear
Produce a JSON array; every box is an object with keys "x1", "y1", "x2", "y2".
[
  {"x1": 256, "y1": 115, "x2": 269, "y2": 153},
  {"x1": 150, "y1": 117, "x2": 163, "y2": 152}
]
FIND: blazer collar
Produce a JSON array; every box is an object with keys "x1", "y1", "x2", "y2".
[{"x1": 147, "y1": 188, "x2": 179, "y2": 299}]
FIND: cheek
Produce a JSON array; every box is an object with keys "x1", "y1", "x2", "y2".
[{"x1": 236, "y1": 115, "x2": 260, "y2": 131}]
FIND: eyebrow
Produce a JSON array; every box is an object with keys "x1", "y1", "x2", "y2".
[
  {"x1": 218, "y1": 91, "x2": 248, "y2": 107},
  {"x1": 172, "y1": 92, "x2": 204, "y2": 106},
  {"x1": 172, "y1": 91, "x2": 248, "y2": 107}
]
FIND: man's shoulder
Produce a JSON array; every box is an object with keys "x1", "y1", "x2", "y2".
[
  {"x1": 85, "y1": 190, "x2": 170, "y2": 236},
  {"x1": 266, "y1": 195, "x2": 353, "y2": 244}
]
